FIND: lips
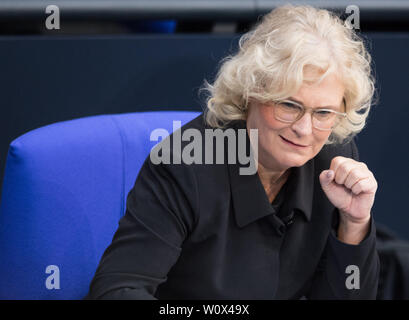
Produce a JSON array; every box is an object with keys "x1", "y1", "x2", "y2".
[{"x1": 280, "y1": 136, "x2": 308, "y2": 147}]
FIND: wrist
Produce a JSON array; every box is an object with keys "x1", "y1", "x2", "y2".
[{"x1": 337, "y1": 213, "x2": 371, "y2": 245}]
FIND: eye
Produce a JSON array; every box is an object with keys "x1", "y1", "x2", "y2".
[
  {"x1": 281, "y1": 102, "x2": 301, "y2": 110},
  {"x1": 315, "y1": 110, "x2": 332, "y2": 115},
  {"x1": 314, "y1": 109, "x2": 335, "y2": 120}
]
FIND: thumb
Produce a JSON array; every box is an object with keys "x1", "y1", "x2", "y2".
[{"x1": 319, "y1": 170, "x2": 334, "y2": 188}]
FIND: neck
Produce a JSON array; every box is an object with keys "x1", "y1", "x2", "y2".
[
  {"x1": 258, "y1": 162, "x2": 289, "y2": 185},
  {"x1": 257, "y1": 162, "x2": 291, "y2": 201}
]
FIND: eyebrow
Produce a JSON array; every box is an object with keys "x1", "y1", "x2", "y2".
[{"x1": 287, "y1": 97, "x2": 341, "y2": 111}]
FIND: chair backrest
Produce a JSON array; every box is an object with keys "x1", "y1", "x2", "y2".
[{"x1": 0, "y1": 111, "x2": 200, "y2": 299}]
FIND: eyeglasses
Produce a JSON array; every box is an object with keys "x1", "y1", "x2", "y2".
[{"x1": 270, "y1": 99, "x2": 347, "y2": 131}]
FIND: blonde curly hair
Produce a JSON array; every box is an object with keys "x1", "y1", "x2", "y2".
[{"x1": 202, "y1": 5, "x2": 376, "y2": 145}]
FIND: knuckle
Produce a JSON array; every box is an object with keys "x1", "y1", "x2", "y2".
[
  {"x1": 352, "y1": 183, "x2": 361, "y2": 194},
  {"x1": 338, "y1": 163, "x2": 347, "y2": 175},
  {"x1": 339, "y1": 162, "x2": 354, "y2": 177},
  {"x1": 331, "y1": 156, "x2": 345, "y2": 166},
  {"x1": 360, "y1": 161, "x2": 368, "y2": 169},
  {"x1": 373, "y1": 179, "x2": 378, "y2": 191},
  {"x1": 351, "y1": 166, "x2": 361, "y2": 176},
  {"x1": 330, "y1": 158, "x2": 338, "y2": 168},
  {"x1": 350, "y1": 169, "x2": 361, "y2": 182}
]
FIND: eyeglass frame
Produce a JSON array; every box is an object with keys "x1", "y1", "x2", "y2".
[{"x1": 270, "y1": 98, "x2": 347, "y2": 131}]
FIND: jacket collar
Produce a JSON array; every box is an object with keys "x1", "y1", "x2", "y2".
[{"x1": 227, "y1": 120, "x2": 315, "y2": 228}]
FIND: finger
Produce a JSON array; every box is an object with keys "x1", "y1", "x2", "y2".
[
  {"x1": 329, "y1": 156, "x2": 350, "y2": 174},
  {"x1": 351, "y1": 177, "x2": 378, "y2": 195},
  {"x1": 344, "y1": 167, "x2": 370, "y2": 189},
  {"x1": 319, "y1": 169, "x2": 335, "y2": 188},
  {"x1": 333, "y1": 160, "x2": 359, "y2": 185}
]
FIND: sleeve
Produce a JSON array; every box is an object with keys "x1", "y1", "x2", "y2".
[
  {"x1": 85, "y1": 154, "x2": 198, "y2": 300},
  {"x1": 307, "y1": 139, "x2": 380, "y2": 299}
]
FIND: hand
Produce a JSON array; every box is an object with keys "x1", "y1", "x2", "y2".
[{"x1": 319, "y1": 156, "x2": 378, "y2": 243}]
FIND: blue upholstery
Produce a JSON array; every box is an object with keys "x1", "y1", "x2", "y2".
[{"x1": 0, "y1": 111, "x2": 200, "y2": 300}]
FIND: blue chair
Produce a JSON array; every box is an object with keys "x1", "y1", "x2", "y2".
[{"x1": 0, "y1": 111, "x2": 200, "y2": 299}]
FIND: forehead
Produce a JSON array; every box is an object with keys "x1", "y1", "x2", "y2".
[
  {"x1": 286, "y1": 97, "x2": 342, "y2": 111},
  {"x1": 291, "y1": 74, "x2": 345, "y2": 109}
]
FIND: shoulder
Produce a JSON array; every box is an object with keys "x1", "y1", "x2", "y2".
[
  {"x1": 143, "y1": 111, "x2": 230, "y2": 193},
  {"x1": 179, "y1": 112, "x2": 211, "y2": 133}
]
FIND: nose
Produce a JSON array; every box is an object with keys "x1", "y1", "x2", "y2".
[{"x1": 291, "y1": 112, "x2": 313, "y2": 136}]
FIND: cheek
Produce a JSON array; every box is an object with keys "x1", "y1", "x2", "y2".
[
  {"x1": 258, "y1": 105, "x2": 284, "y2": 130},
  {"x1": 311, "y1": 132, "x2": 331, "y2": 153},
  {"x1": 253, "y1": 104, "x2": 331, "y2": 157}
]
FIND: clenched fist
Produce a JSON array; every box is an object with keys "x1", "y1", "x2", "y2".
[{"x1": 319, "y1": 156, "x2": 378, "y2": 244}]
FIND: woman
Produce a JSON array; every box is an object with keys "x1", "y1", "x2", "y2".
[{"x1": 87, "y1": 5, "x2": 379, "y2": 299}]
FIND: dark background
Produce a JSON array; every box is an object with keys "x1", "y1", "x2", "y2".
[{"x1": 0, "y1": 1, "x2": 408, "y2": 239}]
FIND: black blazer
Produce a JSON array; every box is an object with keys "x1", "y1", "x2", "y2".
[{"x1": 87, "y1": 114, "x2": 379, "y2": 299}]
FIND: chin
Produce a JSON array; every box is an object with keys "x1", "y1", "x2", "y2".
[
  {"x1": 260, "y1": 145, "x2": 311, "y2": 170},
  {"x1": 276, "y1": 153, "x2": 310, "y2": 168}
]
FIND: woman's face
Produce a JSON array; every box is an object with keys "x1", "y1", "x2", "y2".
[{"x1": 246, "y1": 72, "x2": 345, "y2": 172}]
